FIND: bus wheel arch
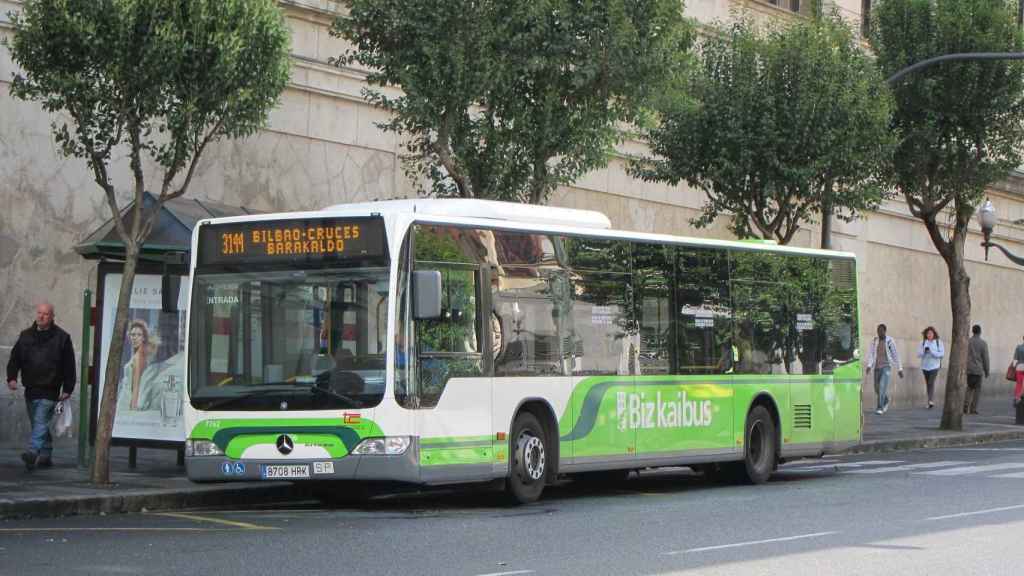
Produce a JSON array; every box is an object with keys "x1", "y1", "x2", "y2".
[
  {"x1": 506, "y1": 399, "x2": 559, "y2": 503},
  {"x1": 510, "y1": 399, "x2": 560, "y2": 479},
  {"x1": 743, "y1": 394, "x2": 780, "y2": 484}
]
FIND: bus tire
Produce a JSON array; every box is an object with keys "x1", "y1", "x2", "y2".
[
  {"x1": 742, "y1": 405, "x2": 776, "y2": 484},
  {"x1": 507, "y1": 412, "x2": 548, "y2": 504}
]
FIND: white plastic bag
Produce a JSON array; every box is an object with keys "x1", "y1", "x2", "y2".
[{"x1": 51, "y1": 399, "x2": 73, "y2": 438}]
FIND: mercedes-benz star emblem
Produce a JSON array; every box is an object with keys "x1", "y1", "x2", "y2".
[
  {"x1": 280, "y1": 400, "x2": 289, "y2": 411},
  {"x1": 276, "y1": 434, "x2": 294, "y2": 455}
]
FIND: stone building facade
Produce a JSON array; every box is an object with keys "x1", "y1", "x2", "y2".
[{"x1": 2, "y1": 0, "x2": 1023, "y2": 443}]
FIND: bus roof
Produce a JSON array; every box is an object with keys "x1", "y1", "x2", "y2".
[
  {"x1": 321, "y1": 198, "x2": 613, "y2": 230},
  {"x1": 198, "y1": 198, "x2": 855, "y2": 261}
]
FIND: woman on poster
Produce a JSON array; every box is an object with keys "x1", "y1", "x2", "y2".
[{"x1": 117, "y1": 320, "x2": 161, "y2": 412}]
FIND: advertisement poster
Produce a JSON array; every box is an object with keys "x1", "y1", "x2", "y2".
[{"x1": 99, "y1": 273, "x2": 188, "y2": 443}]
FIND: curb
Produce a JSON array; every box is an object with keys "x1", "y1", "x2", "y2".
[
  {"x1": 0, "y1": 482, "x2": 312, "y2": 520},
  {"x1": 841, "y1": 428, "x2": 1024, "y2": 455}
]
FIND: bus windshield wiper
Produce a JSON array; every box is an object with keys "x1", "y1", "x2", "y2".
[
  {"x1": 298, "y1": 383, "x2": 359, "y2": 407},
  {"x1": 196, "y1": 385, "x2": 297, "y2": 411}
]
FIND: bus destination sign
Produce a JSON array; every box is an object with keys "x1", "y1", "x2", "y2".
[{"x1": 198, "y1": 217, "x2": 387, "y2": 267}]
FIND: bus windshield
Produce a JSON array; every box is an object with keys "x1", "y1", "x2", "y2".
[{"x1": 188, "y1": 267, "x2": 390, "y2": 411}]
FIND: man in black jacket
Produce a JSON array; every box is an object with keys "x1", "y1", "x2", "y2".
[{"x1": 6, "y1": 302, "x2": 76, "y2": 470}]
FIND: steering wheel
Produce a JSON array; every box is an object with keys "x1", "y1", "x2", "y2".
[{"x1": 315, "y1": 369, "x2": 367, "y2": 396}]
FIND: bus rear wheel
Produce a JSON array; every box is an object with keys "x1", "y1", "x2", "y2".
[
  {"x1": 741, "y1": 405, "x2": 776, "y2": 484},
  {"x1": 507, "y1": 412, "x2": 548, "y2": 504}
]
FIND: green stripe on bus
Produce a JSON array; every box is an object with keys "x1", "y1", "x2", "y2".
[
  {"x1": 224, "y1": 433, "x2": 349, "y2": 459},
  {"x1": 421, "y1": 435, "x2": 493, "y2": 446},
  {"x1": 190, "y1": 418, "x2": 383, "y2": 453},
  {"x1": 421, "y1": 446, "x2": 494, "y2": 466}
]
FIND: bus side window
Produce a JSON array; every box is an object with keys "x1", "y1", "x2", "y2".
[
  {"x1": 570, "y1": 271, "x2": 630, "y2": 376},
  {"x1": 414, "y1": 267, "x2": 483, "y2": 407},
  {"x1": 492, "y1": 267, "x2": 568, "y2": 377},
  {"x1": 731, "y1": 251, "x2": 787, "y2": 375},
  {"x1": 633, "y1": 242, "x2": 673, "y2": 375},
  {"x1": 676, "y1": 248, "x2": 732, "y2": 375},
  {"x1": 824, "y1": 259, "x2": 858, "y2": 370}
]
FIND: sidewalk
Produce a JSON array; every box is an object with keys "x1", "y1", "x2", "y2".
[
  {"x1": 0, "y1": 441, "x2": 309, "y2": 520},
  {"x1": 852, "y1": 394, "x2": 1024, "y2": 454},
  {"x1": 2, "y1": 396, "x2": 1023, "y2": 520}
]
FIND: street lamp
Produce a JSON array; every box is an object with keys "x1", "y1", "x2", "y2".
[
  {"x1": 977, "y1": 198, "x2": 1024, "y2": 266},
  {"x1": 979, "y1": 199, "x2": 996, "y2": 261}
]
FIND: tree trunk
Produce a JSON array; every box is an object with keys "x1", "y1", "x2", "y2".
[
  {"x1": 820, "y1": 184, "x2": 833, "y2": 250},
  {"x1": 939, "y1": 221, "x2": 971, "y2": 431},
  {"x1": 820, "y1": 210, "x2": 833, "y2": 249},
  {"x1": 937, "y1": 201, "x2": 970, "y2": 430},
  {"x1": 90, "y1": 246, "x2": 140, "y2": 484}
]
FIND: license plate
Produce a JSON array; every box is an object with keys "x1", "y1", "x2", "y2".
[{"x1": 261, "y1": 464, "x2": 310, "y2": 479}]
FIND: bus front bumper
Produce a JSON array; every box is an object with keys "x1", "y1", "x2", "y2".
[{"x1": 186, "y1": 442, "x2": 421, "y2": 483}]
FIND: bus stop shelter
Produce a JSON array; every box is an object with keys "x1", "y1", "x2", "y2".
[{"x1": 74, "y1": 193, "x2": 256, "y2": 466}]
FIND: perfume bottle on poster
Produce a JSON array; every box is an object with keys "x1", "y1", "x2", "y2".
[{"x1": 161, "y1": 374, "x2": 182, "y2": 426}]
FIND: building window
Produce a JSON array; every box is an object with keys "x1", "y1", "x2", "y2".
[{"x1": 764, "y1": 0, "x2": 802, "y2": 12}]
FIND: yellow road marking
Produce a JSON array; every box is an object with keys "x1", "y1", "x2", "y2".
[
  {"x1": 154, "y1": 511, "x2": 277, "y2": 530},
  {"x1": 0, "y1": 527, "x2": 229, "y2": 532}
]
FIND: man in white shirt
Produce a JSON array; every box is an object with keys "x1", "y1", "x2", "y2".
[{"x1": 866, "y1": 323, "x2": 903, "y2": 414}]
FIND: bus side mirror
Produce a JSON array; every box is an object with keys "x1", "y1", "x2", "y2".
[{"x1": 413, "y1": 270, "x2": 442, "y2": 320}]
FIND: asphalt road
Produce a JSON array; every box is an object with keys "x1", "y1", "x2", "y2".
[{"x1": 5, "y1": 441, "x2": 1024, "y2": 576}]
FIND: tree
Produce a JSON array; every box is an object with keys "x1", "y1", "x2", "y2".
[
  {"x1": 9, "y1": 0, "x2": 291, "y2": 484},
  {"x1": 635, "y1": 14, "x2": 894, "y2": 246},
  {"x1": 870, "y1": 0, "x2": 1024, "y2": 430},
  {"x1": 333, "y1": 0, "x2": 693, "y2": 204}
]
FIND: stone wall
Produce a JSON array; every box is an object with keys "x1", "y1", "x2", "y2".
[{"x1": 2, "y1": 0, "x2": 1024, "y2": 445}]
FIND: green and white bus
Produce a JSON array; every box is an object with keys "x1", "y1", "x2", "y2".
[{"x1": 184, "y1": 199, "x2": 861, "y2": 503}]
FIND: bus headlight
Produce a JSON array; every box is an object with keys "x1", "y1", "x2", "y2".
[
  {"x1": 352, "y1": 436, "x2": 411, "y2": 456},
  {"x1": 186, "y1": 439, "x2": 224, "y2": 457}
]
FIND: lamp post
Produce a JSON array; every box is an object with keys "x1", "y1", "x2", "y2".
[
  {"x1": 977, "y1": 198, "x2": 1024, "y2": 266},
  {"x1": 977, "y1": 199, "x2": 1024, "y2": 426},
  {"x1": 979, "y1": 199, "x2": 996, "y2": 261}
]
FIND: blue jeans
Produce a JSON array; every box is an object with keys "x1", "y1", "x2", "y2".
[
  {"x1": 24, "y1": 398, "x2": 56, "y2": 456},
  {"x1": 873, "y1": 367, "x2": 892, "y2": 411}
]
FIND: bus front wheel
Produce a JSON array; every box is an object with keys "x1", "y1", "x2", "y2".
[
  {"x1": 507, "y1": 412, "x2": 548, "y2": 504},
  {"x1": 742, "y1": 405, "x2": 776, "y2": 484}
]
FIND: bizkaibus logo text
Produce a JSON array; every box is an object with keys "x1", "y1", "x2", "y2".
[{"x1": 616, "y1": 391, "x2": 713, "y2": 431}]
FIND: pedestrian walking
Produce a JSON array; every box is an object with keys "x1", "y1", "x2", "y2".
[
  {"x1": 1014, "y1": 336, "x2": 1024, "y2": 407},
  {"x1": 964, "y1": 324, "x2": 990, "y2": 415},
  {"x1": 5, "y1": 302, "x2": 76, "y2": 471},
  {"x1": 866, "y1": 323, "x2": 903, "y2": 414},
  {"x1": 917, "y1": 326, "x2": 945, "y2": 409}
]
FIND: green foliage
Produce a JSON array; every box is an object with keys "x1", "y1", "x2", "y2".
[
  {"x1": 870, "y1": 0, "x2": 1024, "y2": 240},
  {"x1": 870, "y1": 0, "x2": 1024, "y2": 430},
  {"x1": 8, "y1": 0, "x2": 291, "y2": 484},
  {"x1": 334, "y1": 0, "x2": 693, "y2": 204},
  {"x1": 9, "y1": 0, "x2": 291, "y2": 229},
  {"x1": 414, "y1": 226, "x2": 475, "y2": 264},
  {"x1": 637, "y1": 13, "x2": 894, "y2": 244}
]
